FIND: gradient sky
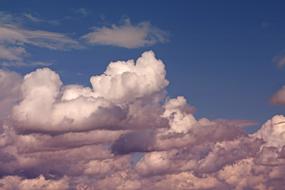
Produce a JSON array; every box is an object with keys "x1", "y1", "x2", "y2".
[
  {"x1": 2, "y1": 1, "x2": 285, "y2": 189},
  {"x1": 1, "y1": 0, "x2": 285, "y2": 130}
]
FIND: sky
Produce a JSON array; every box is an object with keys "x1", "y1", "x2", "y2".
[
  {"x1": 1, "y1": 1, "x2": 285, "y2": 189},
  {"x1": 0, "y1": 0, "x2": 285, "y2": 127}
]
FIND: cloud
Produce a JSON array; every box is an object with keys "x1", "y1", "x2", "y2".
[
  {"x1": 271, "y1": 86, "x2": 285, "y2": 105},
  {"x1": 0, "y1": 175, "x2": 69, "y2": 190},
  {"x1": 0, "y1": 14, "x2": 80, "y2": 66},
  {"x1": 0, "y1": 24, "x2": 80, "y2": 50},
  {"x1": 23, "y1": 13, "x2": 46, "y2": 23},
  {"x1": 253, "y1": 115, "x2": 285, "y2": 148},
  {"x1": 162, "y1": 96, "x2": 197, "y2": 133},
  {"x1": 0, "y1": 51, "x2": 285, "y2": 189},
  {"x1": 0, "y1": 70, "x2": 23, "y2": 120},
  {"x1": 12, "y1": 51, "x2": 168, "y2": 133},
  {"x1": 273, "y1": 51, "x2": 285, "y2": 68},
  {"x1": 23, "y1": 13, "x2": 61, "y2": 25},
  {"x1": 73, "y1": 8, "x2": 90, "y2": 17},
  {"x1": 203, "y1": 118, "x2": 257, "y2": 128},
  {"x1": 0, "y1": 46, "x2": 27, "y2": 62},
  {"x1": 82, "y1": 19, "x2": 168, "y2": 48}
]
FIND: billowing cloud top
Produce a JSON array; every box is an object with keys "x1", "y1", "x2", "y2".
[
  {"x1": 0, "y1": 51, "x2": 285, "y2": 189},
  {"x1": 12, "y1": 51, "x2": 168, "y2": 132}
]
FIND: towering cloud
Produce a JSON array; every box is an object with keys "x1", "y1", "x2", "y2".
[
  {"x1": 253, "y1": 115, "x2": 285, "y2": 148},
  {"x1": 11, "y1": 51, "x2": 168, "y2": 132},
  {"x1": 162, "y1": 96, "x2": 197, "y2": 133},
  {"x1": 0, "y1": 51, "x2": 285, "y2": 189}
]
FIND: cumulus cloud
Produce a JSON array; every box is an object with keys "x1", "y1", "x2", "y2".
[
  {"x1": 0, "y1": 51, "x2": 285, "y2": 189},
  {"x1": 12, "y1": 51, "x2": 168, "y2": 132},
  {"x1": 162, "y1": 96, "x2": 197, "y2": 133},
  {"x1": 82, "y1": 19, "x2": 168, "y2": 48},
  {"x1": 0, "y1": 175, "x2": 69, "y2": 190},
  {"x1": 253, "y1": 115, "x2": 285, "y2": 148}
]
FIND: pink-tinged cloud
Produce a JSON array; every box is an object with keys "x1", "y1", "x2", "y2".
[
  {"x1": 0, "y1": 51, "x2": 285, "y2": 189},
  {"x1": 271, "y1": 86, "x2": 285, "y2": 105}
]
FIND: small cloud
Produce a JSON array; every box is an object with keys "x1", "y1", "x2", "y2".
[
  {"x1": 73, "y1": 8, "x2": 90, "y2": 17},
  {"x1": 209, "y1": 119, "x2": 257, "y2": 128},
  {"x1": 23, "y1": 13, "x2": 61, "y2": 25},
  {"x1": 23, "y1": 13, "x2": 43, "y2": 23},
  {"x1": 273, "y1": 51, "x2": 285, "y2": 68},
  {"x1": 30, "y1": 61, "x2": 54, "y2": 67},
  {"x1": 271, "y1": 86, "x2": 285, "y2": 105},
  {"x1": 82, "y1": 19, "x2": 169, "y2": 48}
]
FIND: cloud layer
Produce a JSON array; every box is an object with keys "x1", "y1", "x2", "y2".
[{"x1": 0, "y1": 51, "x2": 285, "y2": 189}]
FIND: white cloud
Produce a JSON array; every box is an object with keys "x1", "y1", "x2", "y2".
[
  {"x1": 12, "y1": 51, "x2": 169, "y2": 132},
  {"x1": 162, "y1": 96, "x2": 197, "y2": 133},
  {"x1": 90, "y1": 51, "x2": 169, "y2": 103},
  {"x1": 0, "y1": 51, "x2": 285, "y2": 189},
  {"x1": 82, "y1": 19, "x2": 168, "y2": 48},
  {"x1": 253, "y1": 115, "x2": 285, "y2": 148}
]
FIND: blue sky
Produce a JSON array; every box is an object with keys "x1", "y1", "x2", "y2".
[
  {"x1": 2, "y1": 1, "x2": 285, "y2": 189},
  {"x1": 1, "y1": 0, "x2": 285, "y2": 130}
]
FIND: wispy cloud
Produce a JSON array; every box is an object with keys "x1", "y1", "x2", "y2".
[
  {"x1": 82, "y1": 19, "x2": 169, "y2": 48},
  {"x1": 23, "y1": 13, "x2": 60, "y2": 25},
  {"x1": 0, "y1": 12, "x2": 80, "y2": 66},
  {"x1": 73, "y1": 8, "x2": 90, "y2": 17},
  {"x1": 0, "y1": 45, "x2": 27, "y2": 62},
  {"x1": 273, "y1": 51, "x2": 285, "y2": 68}
]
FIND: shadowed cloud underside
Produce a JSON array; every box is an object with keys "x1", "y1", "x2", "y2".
[{"x1": 0, "y1": 52, "x2": 285, "y2": 189}]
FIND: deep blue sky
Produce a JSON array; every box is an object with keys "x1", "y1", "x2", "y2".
[{"x1": 1, "y1": 0, "x2": 285, "y2": 130}]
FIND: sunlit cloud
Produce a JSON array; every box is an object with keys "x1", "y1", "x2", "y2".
[
  {"x1": 82, "y1": 19, "x2": 169, "y2": 48},
  {"x1": 1, "y1": 51, "x2": 285, "y2": 189}
]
